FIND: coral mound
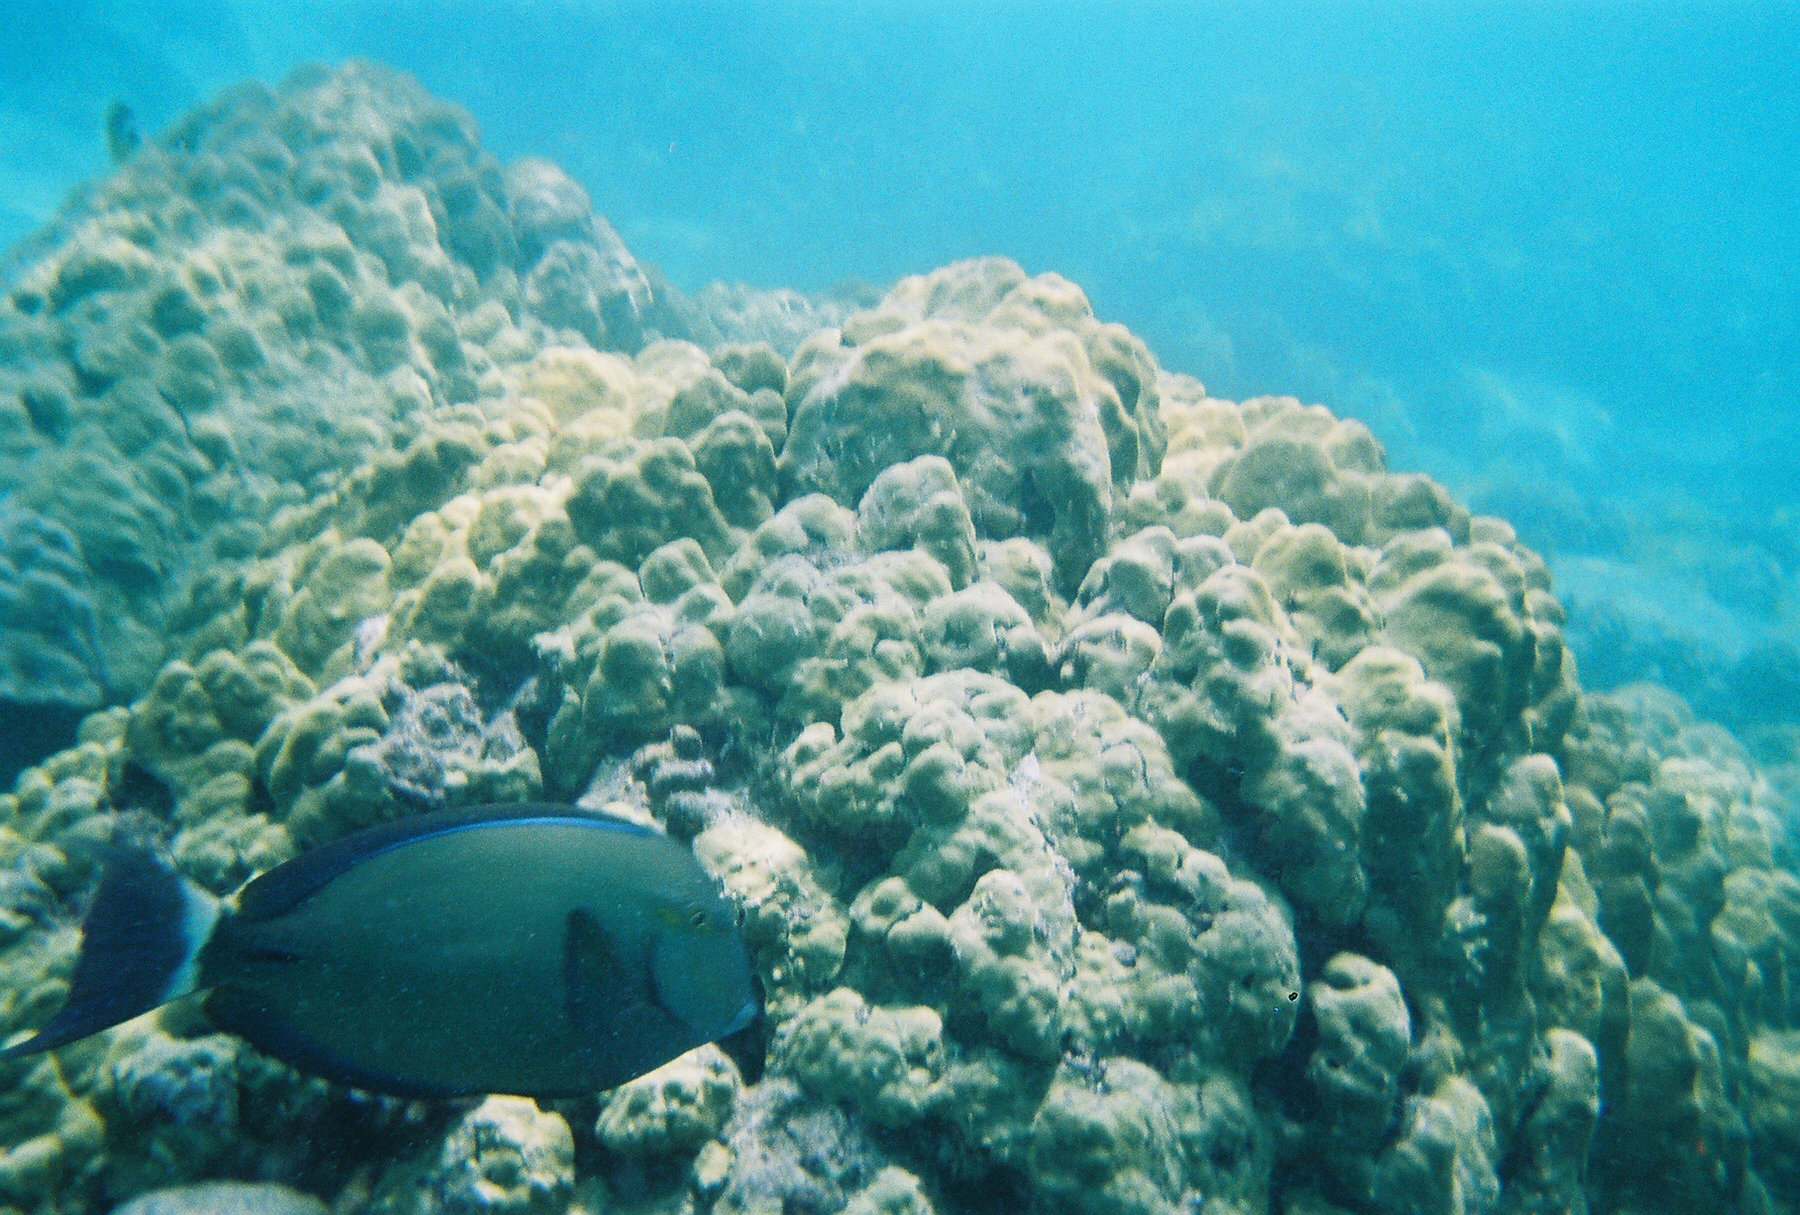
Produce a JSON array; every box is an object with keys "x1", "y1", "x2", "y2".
[
  {"x1": 0, "y1": 61, "x2": 698, "y2": 708},
  {"x1": 1, "y1": 63, "x2": 1795, "y2": 1215}
]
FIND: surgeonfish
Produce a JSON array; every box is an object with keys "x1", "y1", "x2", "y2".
[
  {"x1": 104, "y1": 101, "x2": 140, "y2": 164},
  {"x1": 0, "y1": 805, "x2": 760, "y2": 1098}
]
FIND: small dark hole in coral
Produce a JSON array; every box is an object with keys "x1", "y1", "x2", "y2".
[
  {"x1": 246, "y1": 774, "x2": 277, "y2": 820},
  {"x1": 109, "y1": 757, "x2": 175, "y2": 818},
  {"x1": 1015, "y1": 468, "x2": 1056, "y2": 538},
  {"x1": 937, "y1": 1164, "x2": 1031, "y2": 1215}
]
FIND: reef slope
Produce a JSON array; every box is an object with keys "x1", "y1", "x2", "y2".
[{"x1": 0, "y1": 63, "x2": 1795, "y2": 1215}]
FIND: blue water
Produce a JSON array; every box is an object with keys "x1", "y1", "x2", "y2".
[{"x1": 4, "y1": 0, "x2": 1797, "y2": 729}]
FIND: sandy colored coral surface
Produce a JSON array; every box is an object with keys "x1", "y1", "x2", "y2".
[{"x1": 1, "y1": 63, "x2": 1797, "y2": 1215}]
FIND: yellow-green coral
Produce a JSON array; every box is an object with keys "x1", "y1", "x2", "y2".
[
  {"x1": 0, "y1": 61, "x2": 1795, "y2": 1215},
  {"x1": 595, "y1": 1045, "x2": 740, "y2": 1157}
]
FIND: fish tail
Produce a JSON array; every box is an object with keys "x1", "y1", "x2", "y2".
[{"x1": 2, "y1": 842, "x2": 219, "y2": 1057}]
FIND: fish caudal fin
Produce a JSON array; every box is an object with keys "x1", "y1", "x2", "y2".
[{"x1": 2, "y1": 843, "x2": 219, "y2": 1057}]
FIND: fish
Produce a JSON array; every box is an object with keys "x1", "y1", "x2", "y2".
[
  {"x1": 0, "y1": 805, "x2": 760, "y2": 1098},
  {"x1": 104, "y1": 101, "x2": 140, "y2": 165}
]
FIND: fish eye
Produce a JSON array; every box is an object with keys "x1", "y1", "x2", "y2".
[{"x1": 689, "y1": 907, "x2": 708, "y2": 928}]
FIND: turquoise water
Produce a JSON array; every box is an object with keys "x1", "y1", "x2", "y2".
[
  {"x1": 1, "y1": 8, "x2": 1799, "y2": 1215},
  {"x1": 5, "y1": 1, "x2": 1796, "y2": 732}
]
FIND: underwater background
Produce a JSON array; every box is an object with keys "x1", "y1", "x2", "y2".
[{"x1": 0, "y1": 3, "x2": 1797, "y2": 1215}]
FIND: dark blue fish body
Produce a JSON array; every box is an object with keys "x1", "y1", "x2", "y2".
[{"x1": 2, "y1": 806, "x2": 759, "y2": 1098}]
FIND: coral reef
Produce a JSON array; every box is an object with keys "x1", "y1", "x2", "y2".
[
  {"x1": 0, "y1": 499, "x2": 109, "y2": 710},
  {"x1": 112, "y1": 1181, "x2": 328, "y2": 1215},
  {"x1": 0, "y1": 497, "x2": 113, "y2": 786},
  {"x1": 0, "y1": 60, "x2": 709, "y2": 720},
  {"x1": 0, "y1": 62, "x2": 1796, "y2": 1215}
]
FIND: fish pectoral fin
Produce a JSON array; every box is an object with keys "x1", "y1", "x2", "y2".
[{"x1": 564, "y1": 908, "x2": 622, "y2": 1040}]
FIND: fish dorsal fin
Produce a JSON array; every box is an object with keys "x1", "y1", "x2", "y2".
[{"x1": 233, "y1": 805, "x2": 660, "y2": 923}]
